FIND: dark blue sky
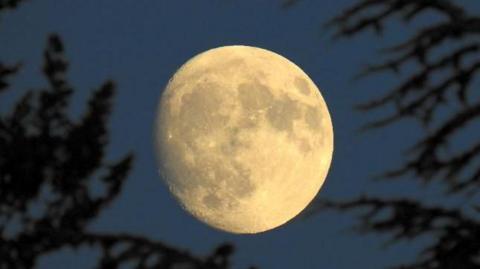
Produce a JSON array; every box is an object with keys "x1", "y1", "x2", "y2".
[{"x1": 1, "y1": 1, "x2": 479, "y2": 268}]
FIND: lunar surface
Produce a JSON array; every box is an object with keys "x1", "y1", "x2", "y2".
[{"x1": 154, "y1": 46, "x2": 333, "y2": 234}]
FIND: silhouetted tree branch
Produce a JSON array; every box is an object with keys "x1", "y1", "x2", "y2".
[
  {"x1": 324, "y1": 0, "x2": 480, "y2": 191},
  {"x1": 0, "y1": 33, "x2": 244, "y2": 269},
  {"x1": 0, "y1": 0, "x2": 27, "y2": 13},
  {"x1": 313, "y1": 197, "x2": 480, "y2": 269},
  {"x1": 0, "y1": 63, "x2": 19, "y2": 92},
  {"x1": 296, "y1": 0, "x2": 480, "y2": 268},
  {"x1": 0, "y1": 2, "x2": 248, "y2": 268}
]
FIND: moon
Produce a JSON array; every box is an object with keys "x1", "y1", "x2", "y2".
[{"x1": 154, "y1": 46, "x2": 333, "y2": 234}]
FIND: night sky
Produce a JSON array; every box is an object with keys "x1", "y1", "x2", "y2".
[{"x1": 1, "y1": 1, "x2": 479, "y2": 268}]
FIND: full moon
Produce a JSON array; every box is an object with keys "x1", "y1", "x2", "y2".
[{"x1": 154, "y1": 46, "x2": 333, "y2": 234}]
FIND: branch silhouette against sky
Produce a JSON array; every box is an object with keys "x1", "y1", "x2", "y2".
[
  {"x1": 290, "y1": 0, "x2": 480, "y2": 268},
  {"x1": 327, "y1": 0, "x2": 480, "y2": 193},
  {"x1": 0, "y1": 34, "x2": 241, "y2": 269},
  {"x1": 0, "y1": 0, "x2": 27, "y2": 14},
  {"x1": 0, "y1": 4, "x2": 245, "y2": 269}
]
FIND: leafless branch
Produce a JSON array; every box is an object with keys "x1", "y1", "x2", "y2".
[{"x1": 316, "y1": 197, "x2": 480, "y2": 269}]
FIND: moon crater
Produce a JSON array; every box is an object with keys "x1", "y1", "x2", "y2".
[{"x1": 265, "y1": 93, "x2": 302, "y2": 134}]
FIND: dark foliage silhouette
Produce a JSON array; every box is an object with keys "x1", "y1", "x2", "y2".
[
  {"x1": 0, "y1": 0, "x2": 26, "y2": 15},
  {"x1": 327, "y1": 0, "x2": 480, "y2": 192},
  {"x1": 0, "y1": 34, "x2": 240, "y2": 269},
  {"x1": 0, "y1": 3, "x2": 252, "y2": 268},
  {"x1": 290, "y1": 0, "x2": 480, "y2": 268},
  {"x1": 0, "y1": 3, "x2": 242, "y2": 266}
]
